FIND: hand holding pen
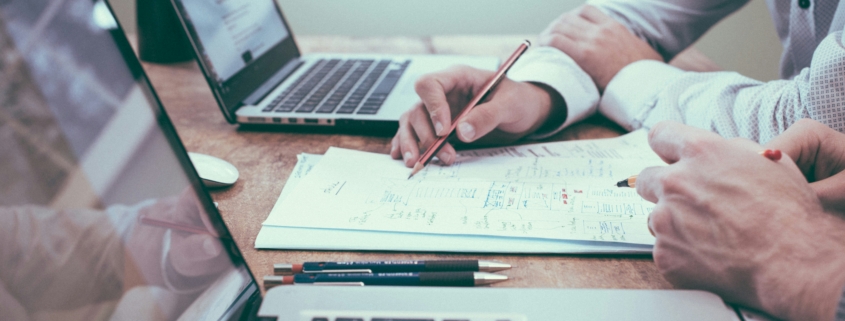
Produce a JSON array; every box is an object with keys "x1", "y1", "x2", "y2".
[
  {"x1": 405, "y1": 41, "x2": 531, "y2": 178},
  {"x1": 391, "y1": 41, "x2": 565, "y2": 171}
]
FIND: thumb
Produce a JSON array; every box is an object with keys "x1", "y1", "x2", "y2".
[{"x1": 455, "y1": 100, "x2": 509, "y2": 143}]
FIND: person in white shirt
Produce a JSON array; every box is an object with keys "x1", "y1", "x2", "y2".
[
  {"x1": 389, "y1": 1, "x2": 845, "y2": 319},
  {"x1": 389, "y1": 0, "x2": 845, "y2": 167}
]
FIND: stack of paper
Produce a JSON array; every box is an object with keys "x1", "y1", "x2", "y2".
[{"x1": 256, "y1": 130, "x2": 665, "y2": 253}]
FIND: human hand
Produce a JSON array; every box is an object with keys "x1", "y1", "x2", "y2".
[
  {"x1": 538, "y1": 5, "x2": 662, "y2": 92},
  {"x1": 765, "y1": 119, "x2": 845, "y2": 213},
  {"x1": 127, "y1": 189, "x2": 228, "y2": 290},
  {"x1": 636, "y1": 121, "x2": 845, "y2": 321},
  {"x1": 391, "y1": 66, "x2": 565, "y2": 167}
]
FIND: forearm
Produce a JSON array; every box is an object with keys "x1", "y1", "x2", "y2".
[
  {"x1": 767, "y1": 244, "x2": 845, "y2": 321},
  {"x1": 0, "y1": 206, "x2": 126, "y2": 310},
  {"x1": 600, "y1": 31, "x2": 845, "y2": 143}
]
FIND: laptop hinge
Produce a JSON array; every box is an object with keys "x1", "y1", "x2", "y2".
[{"x1": 243, "y1": 58, "x2": 304, "y2": 106}]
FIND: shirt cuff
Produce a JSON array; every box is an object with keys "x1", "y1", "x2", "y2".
[
  {"x1": 600, "y1": 60, "x2": 684, "y2": 131},
  {"x1": 507, "y1": 47, "x2": 600, "y2": 139}
]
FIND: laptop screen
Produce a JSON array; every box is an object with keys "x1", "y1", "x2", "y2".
[
  {"x1": 177, "y1": 0, "x2": 289, "y2": 84},
  {"x1": 0, "y1": 0, "x2": 256, "y2": 320},
  {"x1": 172, "y1": 0, "x2": 301, "y2": 120}
]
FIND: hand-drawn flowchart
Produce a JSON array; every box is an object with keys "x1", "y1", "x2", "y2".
[{"x1": 264, "y1": 131, "x2": 664, "y2": 245}]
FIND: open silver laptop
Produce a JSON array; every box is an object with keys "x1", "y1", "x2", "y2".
[
  {"x1": 168, "y1": 0, "x2": 498, "y2": 132},
  {"x1": 0, "y1": 0, "x2": 747, "y2": 320}
]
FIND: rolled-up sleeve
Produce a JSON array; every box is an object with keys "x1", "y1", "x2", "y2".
[{"x1": 600, "y1": 30, "x2": 845, "y2": 143}]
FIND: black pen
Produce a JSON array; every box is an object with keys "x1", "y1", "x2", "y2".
[
  {"x1": 273, "y1": 260, "x2": 511, "y2": 275},
  {"x1": 263, "y1": 272, "x2": 507, "y2": 288}
]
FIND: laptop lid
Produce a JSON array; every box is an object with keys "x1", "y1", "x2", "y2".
[
  {"x1": 170, "y1": 0, "x2": 301, "y2": 123},
  {"x1": 0, "y1": 0, "x2": 260, "y2": 320}
]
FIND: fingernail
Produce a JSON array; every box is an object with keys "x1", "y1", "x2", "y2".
[
  {"x1": 458, "y1": 122, "x2": 475, "y2": 141},
  {"x1": 434, "y1": 122, "x2": 444, "y2": 135},
  {"x1": 390, "y1": 143, "x2": 397, "y2": 154},
  {"x1": 404, "y1": 152, "x2": 413, "y2": 163}
]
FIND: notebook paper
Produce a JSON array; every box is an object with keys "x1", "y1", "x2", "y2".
[
  {"x1": 262, "y1": 131, "x2": 664, "y2": 245},
  {"x1": 256, "y1": 153, "x2": 653, "y2": 253}
]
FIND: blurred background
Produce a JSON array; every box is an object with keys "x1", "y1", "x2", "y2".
[{"x1": 110, "y1": 0, "x2": 783, "y2": 81}]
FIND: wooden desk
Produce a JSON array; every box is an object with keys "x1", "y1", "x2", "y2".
[{"x1": 140, "y1": 35, "x2": 719, "y2": 291}]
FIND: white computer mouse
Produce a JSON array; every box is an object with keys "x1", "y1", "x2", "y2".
[{"x1": 188, "y1": 152, "x2": 239, "y2": 188}]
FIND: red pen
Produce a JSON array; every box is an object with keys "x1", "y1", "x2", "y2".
[
  {"x1": 759, "y1": 149, "x2": 782, "y2": 161},
  {"x1": 408, "y1": 40, "x2": 531, "y2": 179}
]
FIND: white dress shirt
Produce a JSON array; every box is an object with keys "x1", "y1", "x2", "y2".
[{"x1": 509, "y1": 0, "x2": 845, "y2": 143}]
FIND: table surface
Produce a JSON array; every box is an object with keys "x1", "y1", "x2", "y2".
[{"x1": 139, "y1": 35, "x2": 720, "y2": 291}]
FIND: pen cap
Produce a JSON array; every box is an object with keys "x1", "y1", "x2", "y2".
[
  {"x1": 273, "y1": 263, "x2": 303, "y2": 275},
  {"x1": 263, "y1": 276, "x2": 284, "y2": 289},
  {"x1": 263, "y1": 275, "x2": 294, "y2": 288}
]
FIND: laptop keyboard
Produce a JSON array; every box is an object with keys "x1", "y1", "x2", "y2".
[{"x1": 262, "y1": 58, "x2": 409, "y2": 116}]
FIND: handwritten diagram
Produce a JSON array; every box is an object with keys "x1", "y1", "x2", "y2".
[{"x1": 263, "y1": 132, "x2": 664, "y2": 245}]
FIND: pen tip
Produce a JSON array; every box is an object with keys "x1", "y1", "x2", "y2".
[
  {"x1": 473, "y1": 272, "x2": 508, "y2": 286},
  {"x1": 616, "y1": 179, "x2": 629, "y2": 188},
  {"x1": 478, "y1": 260, "x2": 512, "y2": 272},
  {"x1": 407, "y1": 163, "x2": 424, "y2": 180}
]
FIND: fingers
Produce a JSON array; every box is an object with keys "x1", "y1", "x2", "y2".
[
  {"x1": 396, "y1": 67, "x2": 545, "y2": 164},
  {"x1": 648, "y1": 204, "x2": 673, "y2": 237},
  {"x1": 764, "y1": 119, "x2": 821, "y2": 175},
  {"x1": 436, "y1": 144, "x2": 457, "y2": 165},
  {"x1": 539, "y1": 10, "x2": 591, "y2": 53},
  {"x1": 415, "y1": 67, "x2": 490, "y2": 136},
  {"x1": 409, "y1": 107, "x2": 457, "y2": 165},
  {"x1": 578, "y1": 5, "x2": 613, "y2": 24},
  {"x1": 810, "y1": 171, "x2": 845, "y2": 213},
  {"x1": 393, "y1": 103, "x2": 458, "y2": 167},
  {"x1": 548, "y1": 13, "x2": 593, "y2": 41},
  {"x1": 397, "y1": 111, "x2": 422, "y2": 166},
  {"x1": 410, "y1": 107, "x2": 437, "y2": 148},
  {"x1": 539, "y1": 33, "x2": 578, "y2": 56},
  {"x1": 765, "y1": 118, "x2": 845, "y2": 181},
  {"x1": 454, "y1": 101, "x2": 501, "y2": 142},
  {"x1": 636, "y1": 166, "x2": 666, "y2": 203},
  {"x1": 415, "y1": 76, "x2": 453, "y2": 136},
  {"x1": 390, "y1": 136, "x2": 400, "y2": 159},
  {"x1": 647, "y1": 121, "x2": 719, "y2": 164}
]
